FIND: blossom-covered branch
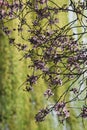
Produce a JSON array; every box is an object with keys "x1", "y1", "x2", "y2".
[{"x1": 1, "y1": 0, "x2": 87, "y2": 124}]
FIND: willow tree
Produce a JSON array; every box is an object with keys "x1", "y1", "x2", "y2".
[{"x1": 1, "y1": 0, "x2": 87, "y2": 128}]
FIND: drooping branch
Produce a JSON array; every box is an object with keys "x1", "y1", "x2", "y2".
[{"x1": 1, "y1": 0, "x2": 87, "y2": 124}]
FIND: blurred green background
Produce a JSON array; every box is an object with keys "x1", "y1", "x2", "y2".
[{"x1": 0, "y1": 0, "x2": 87, "y2": 130}]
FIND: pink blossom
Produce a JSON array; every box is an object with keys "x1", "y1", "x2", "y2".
[
  {"x1": 63, "y1": 107, "x2": 70, "y2": 119},
  {"x1": 44, "y1": 89, "x2": 54, "y2": 98},
  {"x1": 40, "y1": 0, "x2": 47, "y2": 4},
  {"x1": 0, "y1": 0, "x2": 3, "y2": 5}
]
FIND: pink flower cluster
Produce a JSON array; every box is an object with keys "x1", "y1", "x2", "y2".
[
  {"x1": 54, "y1": 102, "x2": 70, "y2": 122},
  {"x1": 44, "y1": 89, "x2": 54, "y2": 98}
]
